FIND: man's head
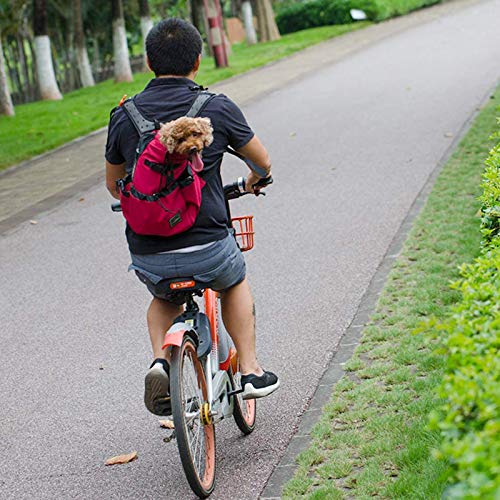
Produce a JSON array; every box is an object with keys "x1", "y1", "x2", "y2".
[{"x1": 146, "y1": 18, "x2": 203, "y2": 77}]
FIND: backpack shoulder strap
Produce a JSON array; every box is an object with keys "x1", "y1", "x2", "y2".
[
  {"x1": 121, "y1": 98, "x2": 159, "y2": 135},
  {"x1": 186, "y1": 91, "x2": 217, "y2": 118}
]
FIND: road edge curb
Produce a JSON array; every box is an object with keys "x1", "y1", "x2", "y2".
[{"x1": 259, "y1": 80, "x2": 500, "y2": 499}]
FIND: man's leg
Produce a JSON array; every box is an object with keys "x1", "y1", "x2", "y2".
[
  {"x1": 147, "y1": 297, "x2": 183, "y2": 360},
  {"x1": 144, "y1": 297, "x2": 183, "y2": 416},
  {"x1": 220, "y1": 278, "x2": 264, "y2": 376}
]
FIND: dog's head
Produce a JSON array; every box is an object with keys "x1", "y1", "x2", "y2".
[{"x1": 158, "y1": 117, "x2": 214, "y2": 156}]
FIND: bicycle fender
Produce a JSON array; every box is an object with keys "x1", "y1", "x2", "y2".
[{"x1": 162, "y1": 322, "x2": 192, "y2": 349}]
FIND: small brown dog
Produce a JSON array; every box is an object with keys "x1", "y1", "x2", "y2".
[{"x1": 158, "y1": 117, "x2": 213, "y2": 157}]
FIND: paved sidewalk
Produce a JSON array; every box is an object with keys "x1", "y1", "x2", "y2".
[{"x1": 0, "y1": 0, "x2": 480, "y2": 235}]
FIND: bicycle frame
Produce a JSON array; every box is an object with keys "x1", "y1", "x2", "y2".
[{"x1": 162, "y1": 288, "x2": 238, "y2": 423}]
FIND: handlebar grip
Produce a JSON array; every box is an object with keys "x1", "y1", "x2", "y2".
[{"x1": 253, "y1": 175, "x2": 273, "y2": 188}]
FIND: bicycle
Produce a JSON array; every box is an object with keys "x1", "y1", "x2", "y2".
[{"x1": 111, "y1": 174, "x2": 272, "y2": 498}]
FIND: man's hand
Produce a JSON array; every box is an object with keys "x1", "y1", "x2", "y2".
[{"x1": 245, "y1": 171, "x2": 272, "y2": 194}]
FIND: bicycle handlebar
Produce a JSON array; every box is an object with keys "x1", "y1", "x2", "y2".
[
  {"x1": 223, "y1": 175, "x2": 273, "y2": 200},
  {"x1": 111, "y1": 175, "x2": 273, "y2": 211}
]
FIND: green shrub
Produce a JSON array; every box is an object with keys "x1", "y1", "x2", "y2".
[
  {"x1": 276, "y1": 0, "x2": 357, "y2": 34},
  {"x1": 275, "y1": 0, "x2": 442, "y2": 34},
  {"x1": 430, "y1": 134, "x2": 500, "y2": 498},
  {"x1": 480, "y1": 133, "x2": 500, "y2": 243}
]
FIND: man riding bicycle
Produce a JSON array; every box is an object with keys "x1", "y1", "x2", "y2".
[{"x1": 105, "y1": 18, "x2": 279, "y2": 416}]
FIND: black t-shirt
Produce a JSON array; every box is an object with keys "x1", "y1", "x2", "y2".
[{"x1": 105, "y1": 77, "x2": 254, "y2": 254}]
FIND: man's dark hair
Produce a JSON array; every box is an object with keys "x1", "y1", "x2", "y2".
[{"x1": 146, "y1": 18, "x2": 203, "y2": 77}]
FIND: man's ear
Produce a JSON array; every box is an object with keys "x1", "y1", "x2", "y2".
[
  {"x1": 146, "y1": 56, "x2": 153, "y2": 73},
  {"x1": 193, "y1": 54, "x2": 201, "y2": 73}
]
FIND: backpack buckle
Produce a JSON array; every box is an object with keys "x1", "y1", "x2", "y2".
[{"x1": 116, "y1": 177, "x2": 130, "y2": 197}]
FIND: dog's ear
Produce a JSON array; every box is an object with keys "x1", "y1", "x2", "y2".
[
  {"x1": 197, "y1": 117, "x2": 214, "y2": 148},
  {"x1": 159, "y1": 120, "x2": 180, "y2": 154}
]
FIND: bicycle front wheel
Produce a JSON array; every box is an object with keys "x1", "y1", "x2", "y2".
[{"x1": 170, "y1": 335, "x2": 216, "y2": 498}]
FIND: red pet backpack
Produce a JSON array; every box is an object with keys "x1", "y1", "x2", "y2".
[{"x1": 116, "y1": 91, "x2": 215, "y2": 237}]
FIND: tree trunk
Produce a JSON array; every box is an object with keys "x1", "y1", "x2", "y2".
[
  {"x1": 241, "y1": 1, "x2": 257, "y2": 45},
  {"x1": 0, "y1": 37, "x2": 15, "y2": 116},
  {"x1": 204, "y1": 0, "x2": 228, "y2": 67},
  {"x1": 6, "y1": 38, "x2": 22, "y2": 98},
  {"x1": 17, "y1": 35, "x2": 29, "y2": 97},
  {"x1": 112, "y1": 0, "x2": 133, "y2": 82},
  {"x1": 73, "y1": 0, "x2": 95, "y2": 87},
  {"x1": 26, "y1": 34, "x2": 39, "y2": 100},
  {"x1": 33, "y1": 0, "x2": 63, "y2": 100},
  {"x1": 186, "y1": 0, "x2": 194, "y2": 24},
  {"x1": 255, "y1": 0, "x2": 280, "y2": 42},
  {"x1": 139, "y1": 0, "x2": 153, "y2": 71}
]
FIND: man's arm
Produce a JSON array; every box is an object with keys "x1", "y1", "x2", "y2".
[
  {"x1": 236, "y1": 135, "x2": 272, "y2": 193},
  {"x1": 106, "y1": 161, "x2": 126, "y2": 200}
]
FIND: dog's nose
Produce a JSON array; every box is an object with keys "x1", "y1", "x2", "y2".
[{"x1": 189, "y1": 147, "x2": 198, "y2": 154}]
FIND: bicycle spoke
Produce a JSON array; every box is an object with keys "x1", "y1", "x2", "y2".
[{"x1": 171, "y1": 337, "x2": 216, "y2": 496}]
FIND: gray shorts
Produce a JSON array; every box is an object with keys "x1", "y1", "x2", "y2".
[{"x1": 129, "y1": 233, "x2": 246, "y2": 304}]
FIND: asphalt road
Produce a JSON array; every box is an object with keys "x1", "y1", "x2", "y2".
[{"x1": 2, "y1": 1, "x2": 500, "y2": 498}]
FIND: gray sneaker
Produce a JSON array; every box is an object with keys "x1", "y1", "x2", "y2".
[{"x1": 144, "y1": 359, "x2": 171, "y2": 416}]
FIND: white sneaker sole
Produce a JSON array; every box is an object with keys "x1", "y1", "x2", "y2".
[{"x1": 241, "y1": 379, "x2": 280, "y2": 400}]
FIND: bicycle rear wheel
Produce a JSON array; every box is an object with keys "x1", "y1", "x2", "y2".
[
  {"x1": 170, "y1": 335, "x2": 216, "y2": 498},
  {"x1": 230, "y1": 365, "x2": 256, "y2": 435}
]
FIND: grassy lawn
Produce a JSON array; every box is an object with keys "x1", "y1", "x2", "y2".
[
  {"x1": 0, "y1": 23, "x2": 367, "y2": 171},
  {"x1": 283, "y1": 88, "x2": 500, "y2": 498}
]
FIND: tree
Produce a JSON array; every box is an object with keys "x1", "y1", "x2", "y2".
[
  {"x1": 111, "y1": 0, "x2": 132, "y2": 82},
  {"x1": 241, "y1": 1, "x2": 256, "y2": 45},
  {"x1": 255, "y1": 0, "x2": 280, "y2": 42},
  {"x1": 73, "y1": 0, "x2": 94, "y2": 87},
  {"x1": 0, "y1": 33, "x2": 14, "y2": 115},
  {"x1": 33, "y1": 0, "x2": 62, "y2": 99},
  {"x1": 139, "y1": 0, "x2": 152, "y2": 71}
]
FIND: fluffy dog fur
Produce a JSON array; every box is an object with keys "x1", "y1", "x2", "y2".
[{"x1": 158, "y1": 117, "x2": 213, "y2": 155}]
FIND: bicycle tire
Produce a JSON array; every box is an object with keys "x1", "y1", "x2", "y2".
[
  {"x1": 170, "y1": 335, "x2": 216, "y2": 498},
  {"x1": 229, "y1": 366, "x2": 257, "y2": 435}
]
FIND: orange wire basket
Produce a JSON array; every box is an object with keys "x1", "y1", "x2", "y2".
[{"x1": 232, "y1": 215, "x2": 254, "y2": 252}]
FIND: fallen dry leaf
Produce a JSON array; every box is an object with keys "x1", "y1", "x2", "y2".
[
  {"x1": 105, "y1": 451, "x2": 137, "y2": 466},
  {"x1": 29, "y1": 220, "x2": 38, "y2": 225},
  {"x1": 79, "y1": 197, "x2": 85, "y2": 202},
  {"x1": 444, "y1": 132, "x2": 453, "y2": 138},
  {"x1": 159, "y1": 419, "x2": 175, "y2": 429}
]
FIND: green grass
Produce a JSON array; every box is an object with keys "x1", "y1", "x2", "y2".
[
  {"x1": 0, "y1": 23, "x2": 367, "y2": 171},
  {"x1": 282, "y1": 89, "x2": 500, "y2": 499}
]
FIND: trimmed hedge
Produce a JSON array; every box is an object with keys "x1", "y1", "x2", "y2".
[
  {"x1": 480, "y1": 139, "x2": 500, "y2": 243},
  {"x1": 275, "y1": 0, "x2": 442, "y2": 34},
  {"x1": 430, "y1": 131, "x2": 500, "y2": 498}
]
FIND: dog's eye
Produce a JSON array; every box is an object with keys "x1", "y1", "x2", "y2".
[{"x1": 191, "y1": 132, "x2": 200, "y2": 137}]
